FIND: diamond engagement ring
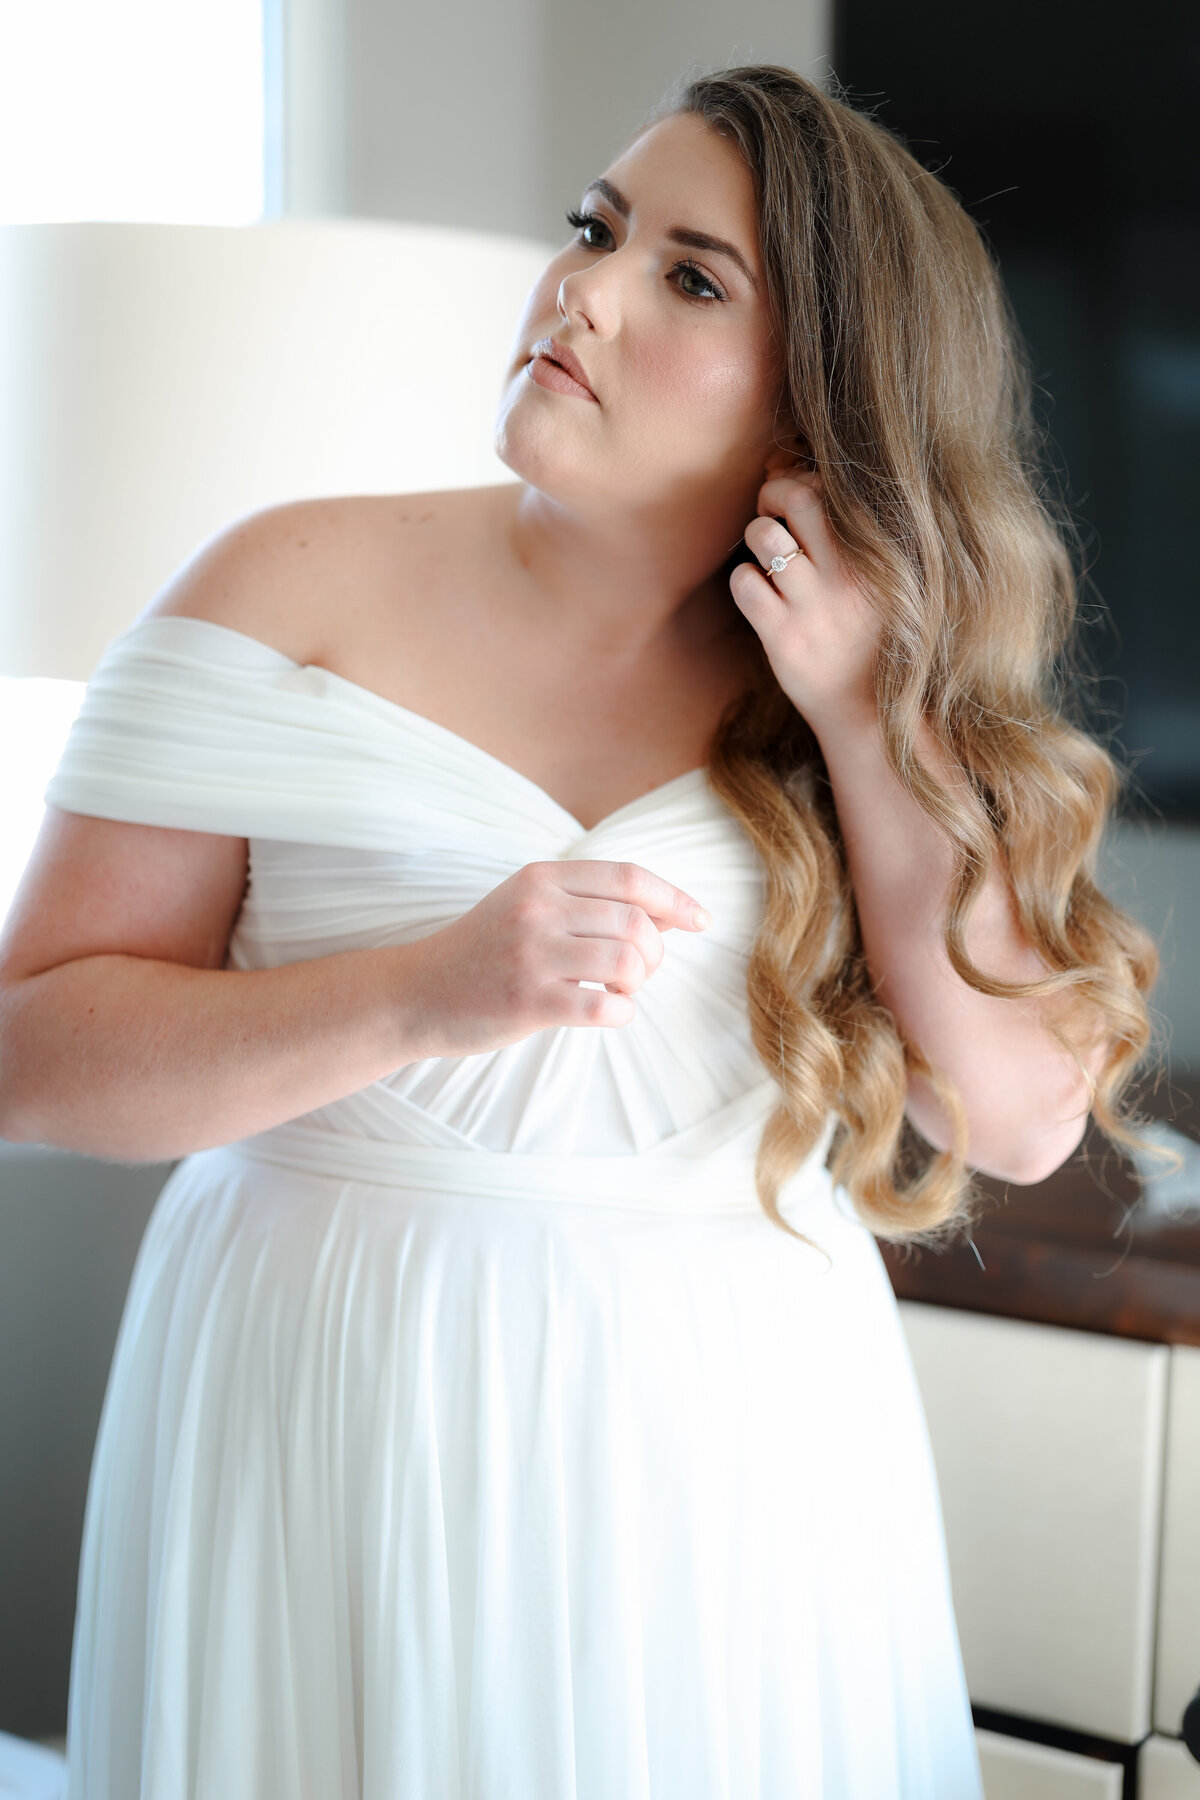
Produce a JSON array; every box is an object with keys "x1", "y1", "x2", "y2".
[{"x1": 768, "y1": 549, "x2": 802, "y2": 574}]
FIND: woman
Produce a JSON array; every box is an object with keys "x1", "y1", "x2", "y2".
[{"x1": 0, "y1": 63, "x2": 1156, "y2": 1800}]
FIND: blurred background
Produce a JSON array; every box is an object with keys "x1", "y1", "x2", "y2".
[{"x1": 1, "y1": 0, "x2": 1197, "y2": 1790}]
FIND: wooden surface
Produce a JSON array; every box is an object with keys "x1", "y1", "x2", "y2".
[{"x1": 882, "y1": 1076, "x2": 1200, "y2": 1346}]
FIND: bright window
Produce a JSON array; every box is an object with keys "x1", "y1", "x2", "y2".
[
  {"x1": 0, "y1": 0, "x2": 266, "y2": 925},
  {"x1": 0, "y1": 0, "x2": 266, "y2": 225}
]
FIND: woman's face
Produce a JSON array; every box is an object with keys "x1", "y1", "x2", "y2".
[{"x1": 494, "y1": 110, "x2": 785, "y2": 523}]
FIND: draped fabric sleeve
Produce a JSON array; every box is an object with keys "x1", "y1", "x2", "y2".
[{"x1": 41, "y1": 615, "x2": 506, "y2": 852}]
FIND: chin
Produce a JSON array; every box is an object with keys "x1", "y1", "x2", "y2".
[
  {"x1": 493, "y1": 373, "x2": 679, "y2": 518},
  {"x1": 492, "y1": 385, "x2": 594, "y2": 500}
]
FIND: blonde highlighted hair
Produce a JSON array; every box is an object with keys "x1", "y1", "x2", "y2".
[{"x1": 645, "y1": 65, "x2": 1159, "y2": 1243}]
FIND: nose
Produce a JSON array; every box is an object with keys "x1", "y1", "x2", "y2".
[
  {"x1": 557, "y1": 273, "x2": 592, "y2": 333},
  {"x1": 556, "y1": 259, "x2": 618, "y2": 336}
]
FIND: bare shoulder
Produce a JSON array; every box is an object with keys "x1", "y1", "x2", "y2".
[
  {"x1": 1, "y1": 488, "x2": 514, "y2": 993},
  {"x1": 139, "y1": 485, "x2": 509, "y2": 666}
]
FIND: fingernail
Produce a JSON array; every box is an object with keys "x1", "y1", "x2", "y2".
[{"x1": 693, "y1": 907, "x2": 712, "y2": 929}]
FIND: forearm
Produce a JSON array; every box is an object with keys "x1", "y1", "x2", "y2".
[
  {"x1": 817, "y1": 703, "x2": 1094, "y2": 1182},
  {"x1": 0, "y1": 941, "x2": 436, "y2": 1161}
]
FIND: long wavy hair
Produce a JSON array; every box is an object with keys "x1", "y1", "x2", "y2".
[{"x1": 639, "y1": 65, "x2": 1160, "y2": 1245}]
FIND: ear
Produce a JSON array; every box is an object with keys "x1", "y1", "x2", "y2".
[{"x1": 763, "y1": 425, "x2": 815, "y2": 477}]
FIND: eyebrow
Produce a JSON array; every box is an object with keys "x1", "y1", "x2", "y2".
[{"x1": 581, "y1": 176, "x2": 760, "y2": 292}]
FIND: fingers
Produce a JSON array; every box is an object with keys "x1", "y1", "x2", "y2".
[
  {"x1": 522, "y1": 860, "x2": 714, "y2": 1028},
  {"x1": 757, "y1": 467, "x2": 823, "y2": 509},
  {"x1": 555, "y1": 930, "x2": 654, "y2": 994},
  {"x1": 553, "y1": 860, "x2": 712, "y2": 933},
  {"x1": 755, "y1": 471, "x2": 832, "y2": 570},
  {"x1": 561, "y1": 893, "x2": 670, "y2": 983},
  {"x1": 744, "y1": 514, "x2": 808, "y2": 576},
  {"x1": 728, "y1": 557, "x2": 791, "y2": 627}
]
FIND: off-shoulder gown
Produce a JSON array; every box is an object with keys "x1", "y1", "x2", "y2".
[{"x1": 47, "y1": 616, "x2": 983, "y2": 1799}]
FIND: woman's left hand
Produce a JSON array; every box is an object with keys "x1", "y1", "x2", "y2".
[{"x1": 730, "y1": 461, "x2": 883, "y2": 740}]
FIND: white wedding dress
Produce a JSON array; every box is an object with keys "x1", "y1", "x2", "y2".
[{"x1": 47, "y1": 615, "x2": 983, "y2": 1799}]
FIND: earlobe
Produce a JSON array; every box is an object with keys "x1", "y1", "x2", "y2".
[{"x1": 763, "y1": 428, "x2": 814, "y2": 477}]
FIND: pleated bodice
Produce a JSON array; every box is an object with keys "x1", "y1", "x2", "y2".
[{"x1": 46, "y1": 613, "x2": 795, "y2": 1160}]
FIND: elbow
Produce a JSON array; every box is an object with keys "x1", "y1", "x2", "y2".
[
  {"x1": 0, "y1": 1008, "x2": 42, "y2": 1146},
  {"x1": 907, "y1": 1054, "x2": 1095, "y2": 1187},
  {"x1": 0, "y1": 1037, "x2": 18, "y2": 1140},
  {"x1": 968, "y1": 1112, "x2": 1090, "y2": 1187},
  {"x1": 0, "y1": 1094, "x2": 23, "y2": 1141},
  {"x1": 907, "y1": 1085, "x2": 1090, "y2": 1186},
  {"x1": 0, "y1": 1062, "x2": 36, "y2": 1145}
]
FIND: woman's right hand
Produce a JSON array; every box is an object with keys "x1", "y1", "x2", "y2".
[{"x1": 403, "y1": 859, "x2": 713, "y2": 1059}]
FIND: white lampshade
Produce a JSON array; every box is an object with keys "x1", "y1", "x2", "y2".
[{"x1": 0, "y1": 219, "x2": 556, "y2": 679}]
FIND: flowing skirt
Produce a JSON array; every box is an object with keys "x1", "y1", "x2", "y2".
[{"x1": 63, "y1": 1132, "x2": 983, "y2": 1799}]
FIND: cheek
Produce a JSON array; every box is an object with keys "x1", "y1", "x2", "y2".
[{"x1": 631, "y1": 326, "x2": 774, "y2": 431}]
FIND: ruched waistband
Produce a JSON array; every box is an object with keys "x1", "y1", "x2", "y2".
[{"x1": 212, "y1": 1117, "x2": 839, "y2": 1219}]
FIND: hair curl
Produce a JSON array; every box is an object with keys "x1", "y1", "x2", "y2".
[{"x1": 639, "y1": 64, "x2": 1160, "y2": 1244}]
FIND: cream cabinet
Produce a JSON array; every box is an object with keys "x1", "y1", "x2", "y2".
[
  {"x1": 1156, "y1": 1347, "x2": 1200, "y2": 1736},
  {"x1": 898, "y1": 1301, "x2": 1200, "y2": 1793},
  {"x1": 976, "y1": 1728, "x2": 1124, "y2": 1799},
  {"x1": 1140, "y1": 1736, "x2": 1200, "y2": 1799}
]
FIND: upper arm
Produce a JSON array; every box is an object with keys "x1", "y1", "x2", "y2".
[
  {"x1": 0, "y1": 806, "x2": 249, "y2": 986},
  {"x1": 0, "y1": 503, "x2": 323, "y2": 989},
  {"x1": 0, "y1": 491, "x2": 385, "y2": 989}
]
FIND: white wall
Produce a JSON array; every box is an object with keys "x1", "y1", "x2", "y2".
[{"x1": 281, "y1": 0, "x2": 835, "y2": 239}]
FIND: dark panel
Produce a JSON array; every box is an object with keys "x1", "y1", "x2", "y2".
[
  {"x1": 833, "y1": 0, "x2": 1200, "y2": 818},
  {"x1": 0, "y1": 1148, "x2": 174, "y2": 1738}
]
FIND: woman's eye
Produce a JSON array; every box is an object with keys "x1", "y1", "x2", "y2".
[
  {"x1": 562, "y1": 209, "x2": 726, "y2": 304},
  {"x1": 565, "y1": 207, "x2": 610, "y2": 248},
  {"x1": 674, "y1": 259, "x2": 726, "y2": 303}
]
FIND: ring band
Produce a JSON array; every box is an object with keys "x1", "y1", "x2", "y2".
[{"x1": 768, "y1": 549, "x2": 802, "y2": 574}]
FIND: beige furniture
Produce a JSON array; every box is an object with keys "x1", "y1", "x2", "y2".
[
  {"x1": 975, "y1": 1728, "x2": 1124, "y2": 1799},
  {"x1": 1140, "y1": 1735, "x2": 1200, "y2": 1799},
  {"x1": 897, "y1": 1305, "x2": 1200, "y2": 1797}
]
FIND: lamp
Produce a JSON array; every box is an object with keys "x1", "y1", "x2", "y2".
[
  {"x1": 0, "y1": 217, "x2": 556, "y2": 919},
  {"x1": 0, "y1": 218, "x2": 556, "y2": 680}
]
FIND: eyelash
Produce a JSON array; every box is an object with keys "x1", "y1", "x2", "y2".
[{"x1": 564, "y1": 207, "x2": 728, "y2": 304}]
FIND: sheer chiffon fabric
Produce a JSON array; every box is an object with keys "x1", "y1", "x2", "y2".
[{"x1": 48, "y1": 617, "x2": 983, "y2": 1799}]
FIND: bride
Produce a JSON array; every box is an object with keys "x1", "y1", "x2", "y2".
[{"x1": 0, "y1": 63, "x2": 1156, "y2": 1800}]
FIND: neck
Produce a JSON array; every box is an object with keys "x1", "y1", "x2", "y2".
[{"x1": 499, "y1": 478, "x2": 756, "y2": 666}]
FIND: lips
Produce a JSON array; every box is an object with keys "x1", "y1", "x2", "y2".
[{"x1": 528, "y1": 337, "x2": 597, "y2": 401}]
